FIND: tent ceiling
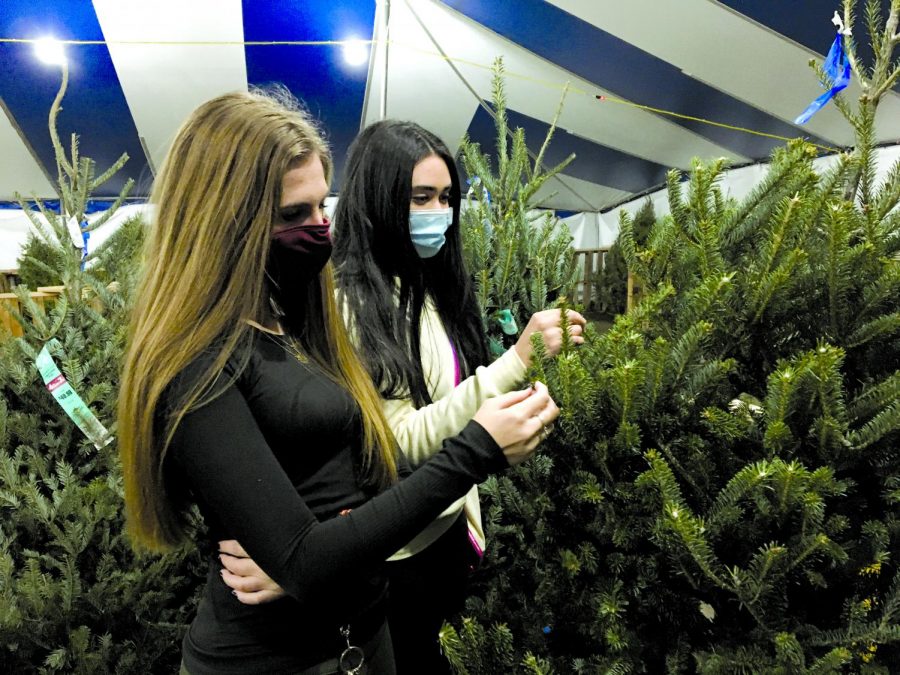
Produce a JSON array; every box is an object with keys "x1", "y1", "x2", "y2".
[{"x1": 1, "y1": 0, "x2": 898, "y2": 211}]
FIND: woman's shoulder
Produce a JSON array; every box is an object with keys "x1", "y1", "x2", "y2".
[{"x1": 167, "y1": 334, "x2": 262, "y2": 403}]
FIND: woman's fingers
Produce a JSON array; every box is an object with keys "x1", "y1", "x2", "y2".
[
  {"x1": 232, "y1": 589, "x2": 286, "y2": 606},
  {"x1": 217, "y1": 539, "x2": 248, "y2": 558},
  {"x1": 221, "y1": 566, "x2": 270, "y2": 593},
  {"x1": 566, "y1": 310, "x2": 587, "y2": 326},
  {"x1": 219, "y1": 553, "x2": 263, "y2": 576},
  {"x1": 219, "y1": 553, "x2": 286, "y2": 605},
  {"x1": 510, "y1": 383, "x2": 552, "y2": 421},
  {"x1": 489, "y1": 386, "x2": 534, "y2": 410}
]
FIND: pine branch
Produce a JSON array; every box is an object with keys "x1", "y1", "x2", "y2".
[
  {"x1": 846, "y1": 311, "x2": 900, "y2": 347},
  {"x1": 13, "y1": 194, "x2": 60, "y2": 250},
  {"x1": 721, "y1": 143, "x2": 816, "y2": 252},
  {"x1": 532, "y1": 82, "x2": 569, "y2": 180},
  {"x1": 492, "y1": 59, "x2": 509, "y2": 193},
  {"x1": 872, "y1": 154, "x2": 900, "y2": 221},
  {"x1": 48, "y1": 63, "x2": 74, "y2": 180},
  {"x1": 90, "y1": 153, "x2": 129, "y2": 192},
  {"x1": 850, "y1": 399, "x2": 900, "y2": 448},
  {"x1": 848, "y1": 371, "x2": 900, "y2": 421},
  {"x1": 664, "y1": 321, "x2": 712, "y2": 389}
]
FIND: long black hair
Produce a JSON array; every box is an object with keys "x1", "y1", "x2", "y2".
[{"x1": 332, "y1": 120, "x2": 490, "y2": 408}]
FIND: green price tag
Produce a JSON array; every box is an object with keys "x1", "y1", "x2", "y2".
[{"x1": 36, "y1": 340, "x2": 113, "y2": 449}]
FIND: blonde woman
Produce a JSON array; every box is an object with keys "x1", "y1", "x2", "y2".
[
  {"x1": 118, "y1": 90, "x2": 559, "y2": 675},
  {"x1": 219, "y1": 120, "x2": 584, "y2": 673}
]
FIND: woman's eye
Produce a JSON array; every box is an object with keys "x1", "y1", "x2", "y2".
[
  {"x1": 280, "y1": 207, "x2": 311, "y2": 223},
  {"x1": 439, "y1": 193, "x2": 451, "y2": 204},
  {"x1": 412, "y1": 195, "x2": 429, "y2": 205}
]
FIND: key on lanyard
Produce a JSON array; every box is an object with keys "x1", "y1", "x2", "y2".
[{"x1": 339, "y1": 625, "x2": 365, "y2": 674}]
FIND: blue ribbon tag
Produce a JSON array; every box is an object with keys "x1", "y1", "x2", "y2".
[
  {"x1": 497, "y1": 309, "x2": 518, "y2": 336},
  {"x1": 81, "y1": 227, "x2": 90, "y2": 271},
  {"x1": 795, "y1": 13, "x2": 852, "y2": 124},
  {"x1": 466, "y1": 175, "x2": 492, "y2": 206}
]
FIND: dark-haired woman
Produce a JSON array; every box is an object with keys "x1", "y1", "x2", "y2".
[
  {"x1": 220, "y1": 119, "x2": 583, "y2": 673},
  {"x1": 119, "y1": 92, "x2": 559, "y2": 675}
]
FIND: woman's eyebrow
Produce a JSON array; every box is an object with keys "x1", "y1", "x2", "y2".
[{"x1": 278, "y1": 202, "x2": 312, "y2": 213}]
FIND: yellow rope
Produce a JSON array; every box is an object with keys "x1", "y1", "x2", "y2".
[
  {"x1": 0, "y1": 36, "x2": 842, "y2": 153},
  {"x1": 593, "y1": 94, "x2": 839, "y2": 154}
]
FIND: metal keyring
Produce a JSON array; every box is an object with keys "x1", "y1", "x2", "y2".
[{"x1": 339, "y1": 645, "x2": 365, "y2": 674}]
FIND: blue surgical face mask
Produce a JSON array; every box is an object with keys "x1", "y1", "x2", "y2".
[{"x1": 409, "y1": 208, "x2": 453, "y2": 258}]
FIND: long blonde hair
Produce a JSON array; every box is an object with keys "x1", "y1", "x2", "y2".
[{"x1": 119, "y1": 89, "x2": 399, "y2": 552}]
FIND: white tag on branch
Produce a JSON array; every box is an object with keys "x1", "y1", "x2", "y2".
[
  {"x1": 699, "y1": 601, "x2": 716, "y2": 622},
  {"x1": 65, "y1": 215, "x2": 84, "y2": 249},
  {"x1": 728, "y1": 393, "x2": 763, "y2": 416},
  {"x1": 831, "y1": 11, "x2": 852, "y2": 36}
]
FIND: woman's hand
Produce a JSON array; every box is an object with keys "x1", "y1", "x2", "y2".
[
  {"x1": 514, "y1": 309, "x2": 587, "y2": 366},
  {"x1": 473, "y1": 382, "x2": 560, "y2": 466},
  {"x1": 218, "y1": 540, "x2": 286, "y2": 605},
  {"x1": 513, "y1": 309, "x2": 586, "y2": 367}
]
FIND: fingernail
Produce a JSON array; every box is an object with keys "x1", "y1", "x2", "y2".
[
  {"x1": 220, "y1": 569, "x2": 226, "y2": 576},
  {"x1": 231, "y1": 590, "x2": 237, "y2": 597}
]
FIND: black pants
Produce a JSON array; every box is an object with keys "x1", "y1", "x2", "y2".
[{"x1": 387, "y1": 514, "x2": 474, "y2": 675}]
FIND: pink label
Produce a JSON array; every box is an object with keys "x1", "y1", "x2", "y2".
[{"x1": 46, "y1": 375, "x2": 67, "y2": 392}]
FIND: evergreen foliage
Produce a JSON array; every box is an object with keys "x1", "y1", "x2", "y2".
[
  {"x1": 593, "y1": 199, "x2": 654, "y2": 316},
  {"x1": 446, "y1": 2, "x2": 900, "y2": 671},
  {"x1": 0, "y1": 63, "x2": 202, "y2": 673},
  {"x1": 459, "y1": 58, "x2": 580, "y2": 353}
]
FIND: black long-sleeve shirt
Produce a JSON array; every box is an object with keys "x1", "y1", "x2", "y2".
[{"x1": 165, "y1": 333, "x2": 505, "y2": 674}]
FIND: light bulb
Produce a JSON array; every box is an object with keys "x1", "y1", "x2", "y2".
[
  {"x1": 342, "y1": 38, "x2": 369, "y2": 66},
  {"x1": 34, "y1": 37, "x2": 67, "y2": 66}
]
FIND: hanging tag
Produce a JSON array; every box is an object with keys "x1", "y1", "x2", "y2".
[
  {"x1": 497, "y1": 309, "x2": 518, "y2": 336},
  {"x1": 81, "y1": 230, "x2": 90, "y2": 271},
  {"x1": 65, "y1": 215, "x2": 84, "y2": 249},
  {"x1": 36, "y1": 340, "x2": 113, "y2": 449},
  {"x1": 794, "y1": 13, "x2": 852, "y2": 124}
]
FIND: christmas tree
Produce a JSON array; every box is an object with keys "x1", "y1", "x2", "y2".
[
  {"x1": 0, "y1": 62, "x2": 202, "y2": 673},
  {"x1": 593, "y1": 199, "x2": 655, "y2": 316},
  {"x1": 444, "y1": 1, "x2": 900, "y2": 672},
  {"x1": 459, "y1": 58, "x2": 580, "y2": 355}
]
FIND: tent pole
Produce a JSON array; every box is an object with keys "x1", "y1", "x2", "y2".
[{"x1": 380, "y1": 0, "x2": 390, "y2": 120}]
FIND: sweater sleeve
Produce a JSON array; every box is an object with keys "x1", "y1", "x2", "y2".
[
  {"x1": 383, "y1": 346, "x2": 527, "y2": 467},
  {"x1": 169, "y1": 376, "x2": 506, "y2": 603}
]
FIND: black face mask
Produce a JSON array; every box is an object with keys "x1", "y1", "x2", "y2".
[{"x1": 266, "y1": 220, "x2": 332, "y2": 325}]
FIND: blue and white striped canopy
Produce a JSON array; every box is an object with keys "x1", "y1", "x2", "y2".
[{"x1": 2, "y1": 0, "x2": 899, "y2": 212}]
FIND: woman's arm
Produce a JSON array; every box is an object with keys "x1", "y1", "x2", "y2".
[
  {"x1": 387, "y1": 308, "x2": 585, "y2": 466},
  {"x1": 384, "y1": 347, "x2": 526, "y2": 466},
  {"x1": 171, "y1": 379, "x2": 506, "y2": 603}
]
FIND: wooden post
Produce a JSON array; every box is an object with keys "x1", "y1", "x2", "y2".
[
  {"x1": 626, "y1": 271, "x2": 643, "y2": 312},
  {"x1": 626, "y1": 272, "x2": 634, "y2": 313},
  {"x1": 0, "y1": 291, "x2": 56, "y2": 337},
  {"x1": 0, "y1": 270, "x2": 20, "y2": 294},
  {"x1": 582, "y1": 251, "x2": 592, "y2": 306},
  {"x1": 0, "y1": 293, "x2": 20, "y2": 336}
]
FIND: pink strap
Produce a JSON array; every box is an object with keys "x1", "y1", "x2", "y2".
[
  {"x1": 467, "y1": 527, "x2": 484, "y2": 559},
  {"x1": 450, "y1": 338, "x2": 484, "y2": 559},
  {"x1": 448, "y1": 338, "x2": 462, "y2": 387}
]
